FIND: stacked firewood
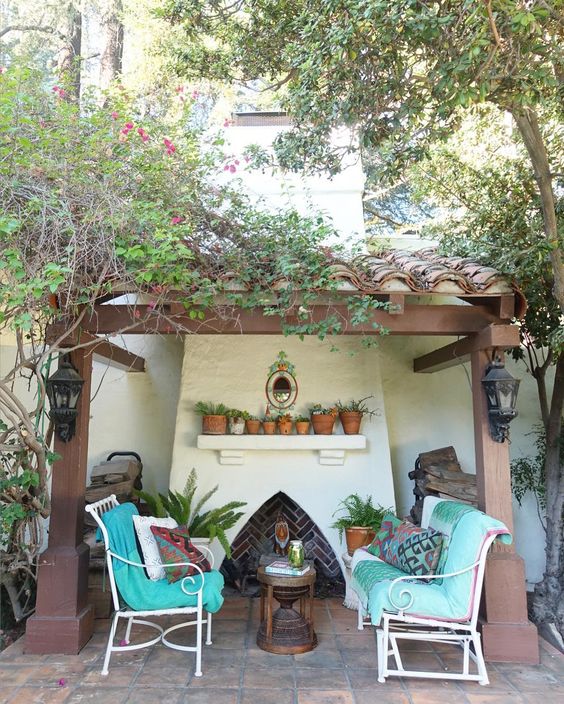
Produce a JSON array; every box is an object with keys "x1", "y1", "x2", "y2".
[{"x1": 409, "y1": 446, "x2": 477, "y2": 524}]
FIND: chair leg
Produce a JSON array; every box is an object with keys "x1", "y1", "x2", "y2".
[
  {"x1": 194, "y1": 598, "x2": 203, "y2": 677},
  {"x1": 205, "y1": 611, "x2": 212, "y2": 646},
  {"x1": 377, "y1": 628, "x2": 386, "y2": 683},
  {"x1": 472, "y1": 629, "x2": 489, "y2": 686},
  {"x1": 101, "y1": 612, "x2": 120, "y2": 676},
  {"x1": 124, "y1": 616, "x2": 134, "y2": 644},
  {"x1": 357, "y1": 603, "x2": 364, "y2": 631}
]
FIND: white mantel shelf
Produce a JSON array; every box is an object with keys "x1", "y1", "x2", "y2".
[{"x1": 196, "y1": 434, "x2": 367, "y2": 466}]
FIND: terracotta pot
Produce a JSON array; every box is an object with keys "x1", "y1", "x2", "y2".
[
  {"x1": 339, "y1": 411, "x2": 363, "y2": 435},
  {"x1": 311, "y1": 414, "x2": 335, "y2": 435},
  {"x1": 228, "y1": 417, "x2": 245, "y2": 435},
  {"x1": 295, "y1": 421, "x2": 310, "y2": 435},
  {"x1": 262, "y1": 421, "x2": 276, "y2": 435},
  {"x1": 202, "y1": 414, "x2": 227, "y2": 435},
  {"x1": 278, "y1": 420, "x2": 292, "y2": 435},
  {"x1": 345, "y1": 526, "x2": 376, "y2": 556},
  {"x1": 246, "y1": 419, "x2": 261, "y2": 435}
]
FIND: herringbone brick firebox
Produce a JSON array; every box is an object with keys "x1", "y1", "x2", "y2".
[{"x1": 223, "y1": 491, "x2": 345, "y2": 595}]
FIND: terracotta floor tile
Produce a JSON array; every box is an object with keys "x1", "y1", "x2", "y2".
[
  {"x1": 244, "y1": 650, "x2": 294, "y2": 669},
  {"x1": 297, "y1": 690, "x2": 354, "y2": 704},
  {"x1": 347, "y1": 667, "x2": 404, "y2": 690},
  {"x1": 295, "y1": 666, "x2": 349, "y2": 689},
  {"x1": 0, "y1": 665, "x2": 36, "y2": 686},
  {"x1": 24, "y1": 663, "x2": 88, "y2": 688},
  {"x1": 354, "y1": 692, "x2": 412, "y2": 704},
  {"x1": 408, "y1": 691, "x2": 469, "y2": 704},
  {"x1": 242, "y1": 667, "x2": 294, "y2": 688},
  {"x1": 188, "y1": 665, "x2": 243, "y2": 688},
  {"x1": 240, "y1": 688, "x2": 294, "y2": 704},
  {"x1": 0, "y1": 688, "x2": 18, "y2": 704},
  {"x1": 135, "y1": 664, "x2": 190, "y2": 686},
  {"x1": 80, "y1": 664, "x2": 142, "y2": 688},
  {"x1": 63, "y1": 686, "x2": 130, "y2": 704},
  {"x1": 293, "y1": 647, "x2": 343, "y2": 669},
  {"x1": 124, "y1": 688, "x2": 185, "y2": 704},
  {"x1": 465, "y1": 694, "x2": 527, "y2": 704},
  {"x1": 335, "y1": 633, "x2": 376, "y2": 650},
  {"x1": 5, "y1": 687, "x2": 73, "y2": 704},
  {"x1": 339, "y1": 648, "x2": 379, "y2": 669},
  {"x1": 522, "y1": 690, "x2": 564, "y2": 704}
]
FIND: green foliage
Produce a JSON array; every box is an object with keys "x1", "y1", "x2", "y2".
[
  {"x1": 194, "y1": 401, "x2": 229, "y2": 416},
  {"x1": 335, "y1": 396, "x2": 375, "y2": 416},
  {"x1": 310, "y1": 404, "x2": 337, "y2": 416},
  {"x1": 135, "y1": 468, "x2": 246, "y2": 558},
  {"x1": 295, "y1": 415, "x2": 309, "y2": 423},
  {"x1": 225, "y1": 408, "x2": 245, "y2": 419},
  {"x1": 331, "y1": 494, "x2": 391, "y2": 542}
]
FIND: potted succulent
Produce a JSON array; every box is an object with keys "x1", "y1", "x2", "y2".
[
  {"x1": 295, "y1": 415, "x2": 311, "y2": 435},
  {"x1": 226, "y1": 408, "x2": 246, "y2": 434},
  {"x1": 262, "y1": 412, "x2": 276, "y2": 435},
  {"x1": 310, "y1": 404, "x2": 337, "y2": 435},
  {"x1": 336, "y1": 396, "x2": 376, "y2": 435},
  {"x1": 331, "y1": 494, "x2": 390, "y2": 556},
  {"x1": 277, "y1": 412, "x2": 293, "y2": 435},
  {"x1": 135, "y1": 468, "x2": 247, "y2": 558},
  {"x1": 195, "y1": 401, "x2": 229, "y2": 435},
  {"x1": 245, "y1": 414, "x2": 261, "y2": 435}
]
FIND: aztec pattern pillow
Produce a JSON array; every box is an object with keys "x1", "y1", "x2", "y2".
[
  {"x1": 381, "y1": 520, "x2": 443, "y2": 577},
  {"x1": 150, "y1": 525, "x2": 212, "y2": 584},
  {"x1": 132, "y1": 515, "x2": 178, "y2": 581},
  {"x1": 366, "y1": 514, "x2": 402, "y2": 558}
]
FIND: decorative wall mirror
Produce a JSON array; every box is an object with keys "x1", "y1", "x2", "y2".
[{"x1": 265, "y1": 351, "x2": 298, "y2": 411}]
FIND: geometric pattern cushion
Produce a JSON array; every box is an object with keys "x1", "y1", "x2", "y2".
[
  {"x1": 132, "y1": 515, "x2": 178, "y2": 581},
  {"x1": 150, "y1": 525, "x2": 211, "y2": 584},
  {"x1": 366, "y1": 514, "x2": 402, "y2": 558},
  {"x1": 382, "y1": 520, "x2": 443, "y2": 577}
]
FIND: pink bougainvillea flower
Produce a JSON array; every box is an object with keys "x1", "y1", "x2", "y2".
[
  {"x1": 52, "y1": 85, "x2": 60, "y2": 93},
  {"x1": 58, "y1": 679, "x2": 66, "y2": 687},
  {"x1": 176, "y1": 85, "x2": 184, "y2": 93},
  {"x1": 111, "y1": 111, "x2": 119, "y2": 120},
  {"x1": 0, "y1": 66, "x2": 6, "y2": 74},
  {"x1": 244, "y1": 156, "x2": 250, "y2": 163},
  {"x1": 119, "y1": 639, "x2": 128, "y2": 647},
  {"x1": 223, "y1": 119, "x2": 231, "y2": 127},
  {"x1": 223, "y1": 165, "x2": 230, "y2": 171},
  {"x1": 234, "y1": 159, "x2": 240, "y2": 165},
  {"x1": 124, "y1": 122, "x2": 134, "y2": 130},
  {"x1": 134, "y1": 310, "x2": 141, "y2": 319},
  {"x1": 191, "y1": 90, "x2": 200, "y2": 99},
  {"x1": 229, "y1": 165, "x2": 237, "y2": 173},
  {"x1": 39, "y1": 120, "x2": 47, "y2": 129},
  {"x1": 137, "y1": 127, "x2": 150, "y2": 143},
  {"x1": 147, "y1": 301, "x2": 156, "y2": 310},
  {"x1": 171, "y1": 216, "x2": 183, "y2": 225},
  {"x1": 121, "y1": 128, "x2": 129, "y2": 136},
  {"x1": 163, "y1": 138, "x2": 176, "y2": 155}
]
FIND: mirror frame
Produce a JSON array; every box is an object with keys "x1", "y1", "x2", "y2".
[{"x1": 265, "y1": 369, "x2": 298, "y2": 411}]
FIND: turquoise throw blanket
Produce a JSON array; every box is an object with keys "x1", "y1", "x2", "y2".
[
  {"x1": 101, "y1": 503, "x2": 224, "y2": 613},
  {"x1": 352, "y1": 502, "x2": 511, "y2": 625}
]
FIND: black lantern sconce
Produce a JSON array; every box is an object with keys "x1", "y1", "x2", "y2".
[
  {"x1": 481, "y1": 357, "x2": 520, "y2": 443},
  {"x1": 46, "y1": 356, "x2": 84, "y2": 442}
]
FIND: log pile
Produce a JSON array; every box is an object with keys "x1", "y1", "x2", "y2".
[{"x1": 409, "y1": 446, "x2": 477, "y2": 524}]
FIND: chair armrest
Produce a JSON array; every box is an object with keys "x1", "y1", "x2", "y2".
[
  {"x1": 107, "y1": 551, "x2": 209, "y2": 596},
  {"x1": 387, "y1": 561, "x2": 480, "y2": 611}
]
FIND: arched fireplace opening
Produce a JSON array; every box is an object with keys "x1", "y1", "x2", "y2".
[{"x1": 220, "y1": 491, "x2": 345, "y2": 598}]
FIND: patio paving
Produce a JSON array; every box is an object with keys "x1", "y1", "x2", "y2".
[{"x1": 1, "y1": 596, "x2": 562, "y2": 704}]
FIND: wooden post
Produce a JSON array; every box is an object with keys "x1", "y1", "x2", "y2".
[
  {"x1": 471, "y1": 349, "x2": 539, "y2": 663},
  {"x1": 25, "y1": 348, "x2": 94, "y2": 654}
]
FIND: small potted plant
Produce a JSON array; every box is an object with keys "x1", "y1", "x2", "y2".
[
  {"x1": 331, "y1": 494, "x2": 390, "y2": 556},
  {"x1": 227, "y1": 408, "x2": 246, "y2": 435},
  {"x1": 310, "y1": 404, "x2": 337, "y2": 435},
  {"x1": 336, "y1": 396, "x2": 376, "y2": 435},
  {"x1": 195, "y1": 401, "x2": 229, "y2": 435},
  {"x1": 295, "y1": 415, "x2": 311, "y2": 435},
  {"x1": 277, "y1": 412, "x2": 293, "y2": 435},
  {"x1": 245, "y1": 414, "x2": 261, "y2": 435},
  {"x1": 262, "y1": 412, "x2": 276, "y2": 435}
]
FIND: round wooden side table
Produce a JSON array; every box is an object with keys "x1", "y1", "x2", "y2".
[{"x1": 256, "y1": 565, "x2": 317, "y2": 654}]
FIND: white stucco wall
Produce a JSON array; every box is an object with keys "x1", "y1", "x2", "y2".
[
  {"x1": 168, "y1": 335, "x2": 396, "y2": 570},
  {"x1": 379, "y1": 335, "x2": 548, "y2": 587}
]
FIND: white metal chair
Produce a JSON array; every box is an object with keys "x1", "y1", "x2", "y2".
[
  {"x1": 355, "y1": 497, "x2": 510, "y2": 686},
  {"x1": 85, "y1": 495, "x2": 217, "y2": 677}
]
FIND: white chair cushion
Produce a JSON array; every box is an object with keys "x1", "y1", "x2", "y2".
[{"x1": 132, "y1": 515, "x2": 178, "y2": 581}]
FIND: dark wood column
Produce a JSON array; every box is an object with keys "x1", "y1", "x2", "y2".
[
  {"x1": 25, "y1": 348, "x2": 94, "y2": 654},
  {"x1": 471, "y1": 349, "x2": 539, "y2": 663}
]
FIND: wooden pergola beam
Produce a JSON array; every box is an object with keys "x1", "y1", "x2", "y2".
[
  {"x1": 413, "y1": 325, "x2": 520, "y2": 374},
  {"x1": 75, "y1": 302, "x2": 505, "y2": 337},
  {"x1": 46, "y1": 328, "x2": 145, "y2": 372}
]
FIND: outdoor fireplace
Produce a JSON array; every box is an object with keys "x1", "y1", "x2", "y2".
[{"x1": 221, "y1": 491, "x2": 345, "y2": 597}]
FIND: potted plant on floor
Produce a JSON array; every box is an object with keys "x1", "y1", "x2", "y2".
[
  {"x1": 195, "y1": 401, "x2": 229, "y2": 435},
  {"x1": 227, "y1": 408, "x2": 246, "y2": 434},
  {"x1": 336, "y1": 396, "x2": 376, "y2": 435},
  {"x1": 310, "y1": 404, "x2": 337, "y2": 435},
  {"x1": 295, "y1": 415, "x2": 311, "y2": 435},
  {"x1": 277, "y1": 412, "x2": 293, "y2": 435},
  {"x1": 331, "y1": 494, "x2": 390, "y2": 556},
  {"x1": 135, "y1": 468, "x2": 247, "y2": 558},
  {"x1": 245, "y1": 414, "x2": 261, "y2": 435}
]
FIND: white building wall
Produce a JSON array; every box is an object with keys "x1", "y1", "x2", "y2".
[{"x1": 168, "y1": 335, "x2": 396, "y2": 570}]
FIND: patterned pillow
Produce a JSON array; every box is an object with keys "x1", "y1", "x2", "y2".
[
  {"x1": 132, "y1": 515, "x2": 178, "y2": 581},
  {"x1": 382, "y1": 520, "x2": 443, "y2": 577},
  {"x1": 150, "y1": 525, "x2": 211, "y2": 584},
  {"x1": 366, "y1": 514, "x2": 401, "y2": 558}
]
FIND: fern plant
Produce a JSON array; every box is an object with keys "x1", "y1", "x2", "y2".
[
  {"x1": 135, "y1": 468, "x2": 246, "y2": 558},
  {"x1": 330, "y1": 493, "x2": 390, "y2": 542}
]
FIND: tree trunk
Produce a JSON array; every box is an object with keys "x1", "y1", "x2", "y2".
[
  {"x1": 57, "y1": 4, "x2": 82, "y2": 101},
  {"x1": 532, "y1": 352, "x2": 564, "y2": 637},
  {"x1": 512, "y1": 108, "x2": 564, "y2": 317},
  {"x1": 99, "y1": 0, "x2": 124, "y2": 92}
]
